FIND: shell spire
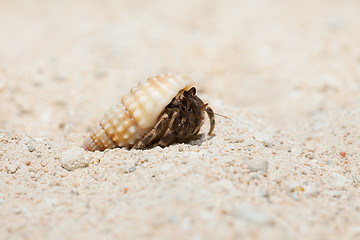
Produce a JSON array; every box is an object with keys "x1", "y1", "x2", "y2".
[{"x1": 83, "y1": 73, "x2": 195, "y2": 151}]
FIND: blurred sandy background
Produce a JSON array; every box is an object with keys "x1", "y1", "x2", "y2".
[
  {"x1": 1, "y1": 0, "x2": 360, "y2": 239},
  {"x1": 1, "y1": 0, "x2": 359, "y2": 137}
]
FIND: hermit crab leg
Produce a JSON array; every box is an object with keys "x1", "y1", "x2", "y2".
[
  {"x1": 132, "y1": 112, "x2": 170, "y2": 149},
  {"x1": 158, "y1": 109, "x2": 181, "y2": 147}
]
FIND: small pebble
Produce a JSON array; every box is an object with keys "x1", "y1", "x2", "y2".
[
  {"x1": 94, "y1": 68, "x2": 108, "y2": 79},
  {"x1": 233, "y1": 204, "x2": 274, "y2": 225},
  {"x1": 257, "y1": 190, "x2": 270, "y2": 198},
  {"x1": 249, "y1": 172, "x2": 259, "y2": 179},
  {"x1": 33, "y1": 76, "x2": 45, "y2": 86},
  {"x1": 242, "y1": 156, "x2": 268, "y2": 173},
  {"x1": 228, "y1": 135, "x2": 245, "y2": 143},
  {"x1": 49, "y1": 180, "x2": 61, "y2": 187},
  {"x1": 64, "y1": 124, "x2": 75, "y2": 137},
  {"x1": 33, "y1": 137, "x2": 45, "y2": 142},
  {"x1": 13, "y1": 208, "x2": 23, "y2": 215},
  {"x1": 305, "y1": 145, "x2": 315, "y2": 153},
  {"x1": 44, "y1": 198, "x2": 57, "y2": 207},
  {"x1": 70, "y1": 190, "x2": 80, "y2": 196},
  {"x1": 5, "y1": 162, "x2": 19, "y2": 174},
  {"x1": 253, "y1": 132, "x2": 274, "y2": 147},
  {"x1": 60, "y1": 148, "x2": 89, "y2": 171},
  {"x1": 328, "y1": 172, "x2": 349, "y2": 190},
  {"x1": 303, "y1": 186, "x2": 319, "y2": 197},
  {"x1": 53, "y1": 72, "x2": 66, "y2": 82},
  {"x1": 139, "y1": 158, "x2": 148, "y2": 163},
  {"x1": 27, "y1": 141, "x2": 36, "y2": 152},
  {"x1": 287, "y1": 192, "x2": 300, "y2": 201}
]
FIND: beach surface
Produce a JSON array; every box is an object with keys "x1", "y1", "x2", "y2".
[{"x1": 1, "y1": 0, "x2": 360, "y2": 239}]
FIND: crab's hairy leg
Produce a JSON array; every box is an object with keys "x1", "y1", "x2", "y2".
[
  {"x1": 132, "y1": 112, "x2": 170, "y2": 149},
  {"x1": 158, "y1": 109, "x2": 181, "y2": 147},
  {"x1": 177, "y1": 113, "x2": 192, "y2": 139}
]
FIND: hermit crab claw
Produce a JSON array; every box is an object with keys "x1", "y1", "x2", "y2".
[{"x1": 205, "y1": 105, "x2": 215, "y2": 135}]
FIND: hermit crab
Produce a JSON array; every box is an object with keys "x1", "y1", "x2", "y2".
[{"x1": 82, "y1": 73, "x2": 215, "y2": 151}]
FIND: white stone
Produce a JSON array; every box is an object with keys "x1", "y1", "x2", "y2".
[
  {"x1": 27, "y1": 140, "x2": 36, "y2": 152},
  {"x1": 303, "y1": 186, "x2": 319, "y2": 197},
  {"x1": 228, "y1": 135, "x2": 245, "y2": 143},
  {"x1": 253, "y1": 132, "x2": 275, "y2": 147},
  {"x1": 328, "y1": 172, "x2": 349, "y2": 190},
  {"x1": 33, "y1": 75, "x2": 45, "y2": 86},
  {"x1": 242, "y1": 156, "x2": 268, "y2": 173},
  {"x1": 5, "y1": 162, "x2": 18, "y2": 174},
  {"x1": 234, "y1": 204, "x2": 274, "y2": 225},
  {"x1": 64, "y1": 124, "x2": 75, "y2": 137},
  {"x1": 60, "y1": 148, "x2": 89, "y2": 171}
]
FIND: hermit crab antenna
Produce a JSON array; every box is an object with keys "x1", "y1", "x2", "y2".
[
  {"x1": 212, "y1": 112, "x2": 232, "y2": 120},
  {"x1": 201, "y1": 103, "x2": 231, "y2": 120}
]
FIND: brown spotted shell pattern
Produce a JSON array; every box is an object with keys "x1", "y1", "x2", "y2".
[{"x1": 83, "y1": 73, "x2": 195, "y2": 151}]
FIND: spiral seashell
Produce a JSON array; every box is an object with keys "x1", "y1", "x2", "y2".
[{"x1": 83, "y1": 73, "x2": 195, "y2": 151}]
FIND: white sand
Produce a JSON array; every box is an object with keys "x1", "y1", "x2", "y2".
[{"x1": 1, "y1": 0, "x2": 360, "y2": 239}]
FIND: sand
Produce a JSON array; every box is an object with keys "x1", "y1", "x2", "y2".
[{"x1": 1, "y1": 0, "x2": 360, "y2": 239}]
